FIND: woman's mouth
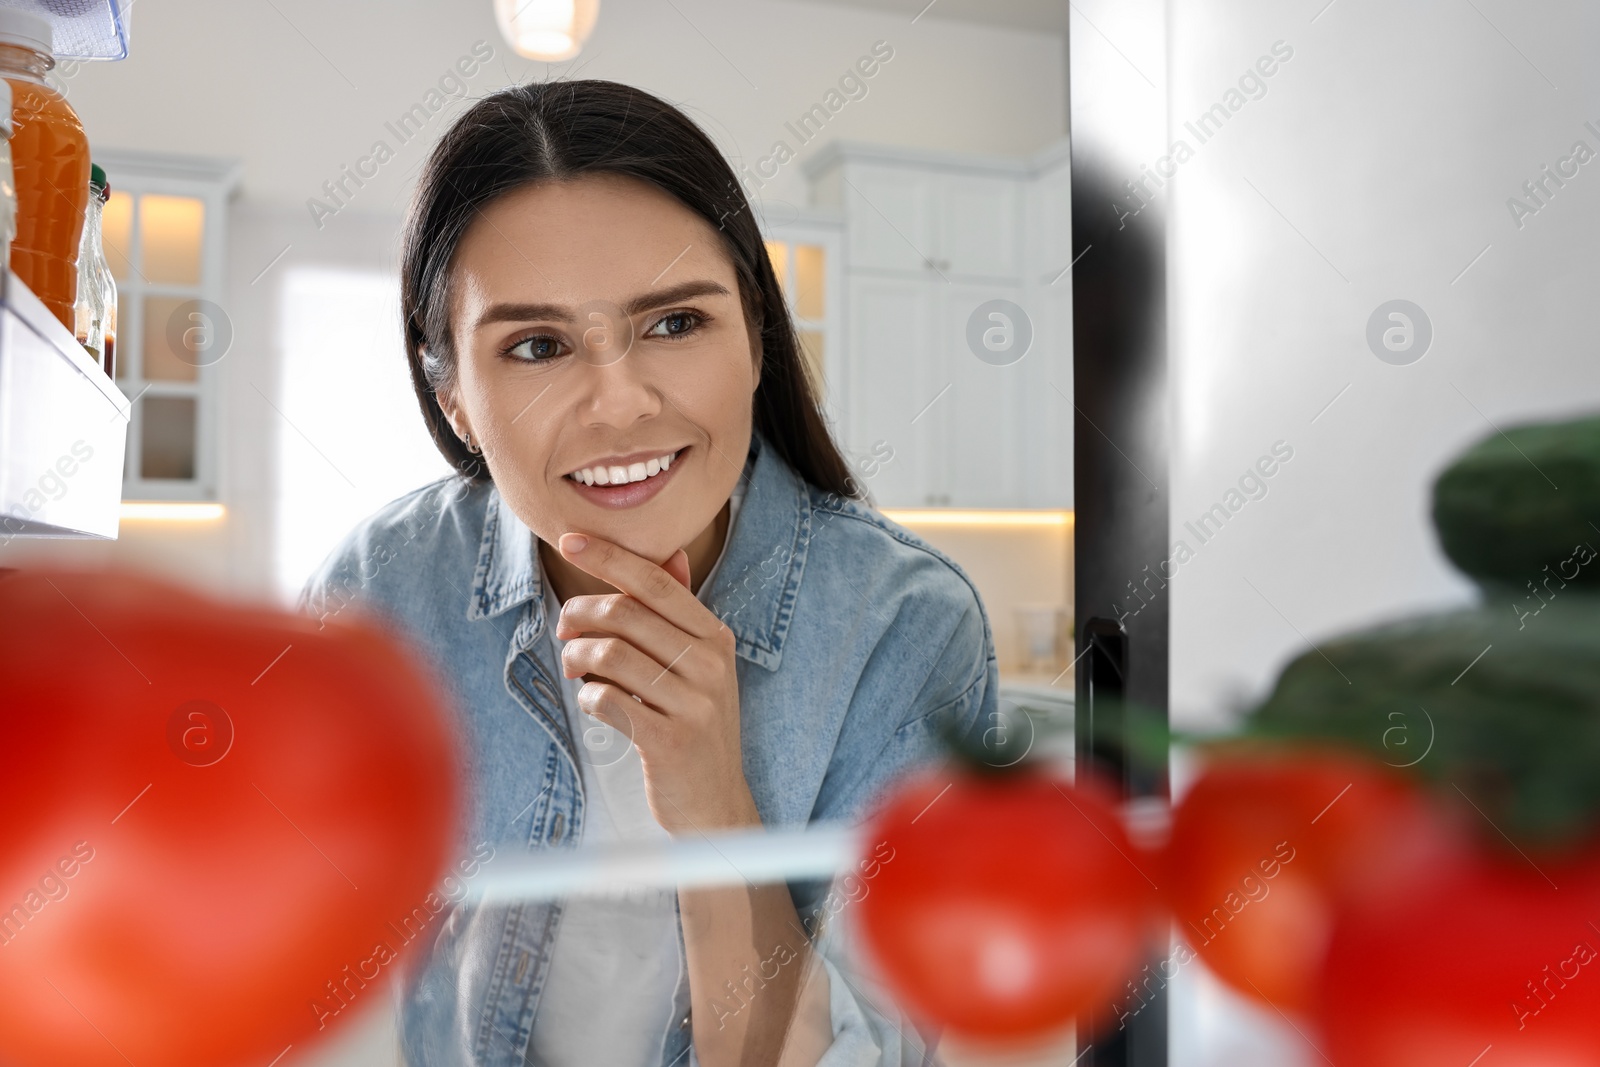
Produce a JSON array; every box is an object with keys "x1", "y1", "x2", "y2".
[{"x1": 563, "y1": 447, "x2": 687, "y2": 509}]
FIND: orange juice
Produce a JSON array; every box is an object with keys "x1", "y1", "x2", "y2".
[{"x1": 6, "y1": 72, "x2": 89, "y2": 331}]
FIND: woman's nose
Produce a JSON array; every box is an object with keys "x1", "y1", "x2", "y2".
[
  {"x1": 576, "y1": 303, "x2": 633, "y2": 366},
  {"x1": 574, "y1": 307, "x2": 659, "y2": 427}
]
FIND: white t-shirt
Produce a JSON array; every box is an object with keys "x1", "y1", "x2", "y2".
[{"x1": 525, "y1": 486, "x2": 745, "y2": 1067}]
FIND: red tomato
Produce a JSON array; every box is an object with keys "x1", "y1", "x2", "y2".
[
  {"x1": 1163, "y1": 746, "x2": 1442, "y2": 1016},
  {"x1": 1320, "y1": 846, "x2": 1600, "y2": 1066},
  {"x1": 857, "y1": 762, "x2": 1160, "y2": 1041},
  {"x1": 0, "y1": 567, "x2": 462, "y2": 1067}
]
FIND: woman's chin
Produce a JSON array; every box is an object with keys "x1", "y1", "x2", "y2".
[{"x1": 562, "y1": 521, "x2": 688, "y2": 570}]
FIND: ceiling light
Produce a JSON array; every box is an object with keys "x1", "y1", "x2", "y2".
[{"x1": 494, "y1": 0, "x2": 599, "y2": 62}]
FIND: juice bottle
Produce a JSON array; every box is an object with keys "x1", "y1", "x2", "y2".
[
  {"x1": 93, "y1": 165, "x2": 116, "y2": 377},
  {"x1": 0, "y1": 10, "x2": 90, "y2": 332},
  {"x1": 102, "y1": 250, "x2": 116, "y2": 377},
  {"x1": 74, "y1": 163, "x2": 110, "y2": 368}
]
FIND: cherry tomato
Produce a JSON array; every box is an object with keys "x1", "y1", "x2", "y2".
[
  {"x1": 1163, "y1": 745, "x2": 1441, "y2": 1016},
  {"x1": 1320, "y1": 846, "x2": 1600, "y2": 1066},
  {"x1": 858, "y1": 762, "x2": 1160, "y2": 1041},
  {"x1": 0, "y1": 567, "x2": 462, "y2": 1067}
]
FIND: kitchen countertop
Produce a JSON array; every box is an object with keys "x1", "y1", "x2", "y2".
[{"x1": 998, "y1": 666, "x2": 1076, "y2": 703}]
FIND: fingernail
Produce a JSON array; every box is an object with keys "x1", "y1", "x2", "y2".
[{"x1": 562, "y1": 533, "x2": 588, "y2": 554}]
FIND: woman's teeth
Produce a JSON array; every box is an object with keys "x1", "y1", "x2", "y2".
[{"x1": 567, "y1": 450, "x2": 678, "y2": 487}]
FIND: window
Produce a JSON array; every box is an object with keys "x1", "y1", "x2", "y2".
[
  {"x1": 272, "y1": 265, "x2": 454, "y2": 602},
  {"x1": 97, "y1": 149, "x2": 240, "y2": 501},
  {"x1": 761, "y1": 215, "x2": 842, "y2": 424}
]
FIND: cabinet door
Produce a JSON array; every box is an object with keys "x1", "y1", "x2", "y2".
[
  {"x1": 936, "y1": 283, "x2": 1027, "y2": 507},
  {"x1": 1020, "y1": 154, "x2": 1074, "y2": 508},
  {"x1": 1014, "y1": 282, "x2": 1073, "y2": 508},
  {"x1": 938, "y1": 173, "x2": 1024, "y2": 281},
  {"x1": 843, "y1": 164, "x2": 939, "y2": 274},
  {"x1": 844, "y1": 276, "x2": 941, "y2": 506},
  {"x1": 1027, "y1": 159, "x2": 1073, "y2": 285}
]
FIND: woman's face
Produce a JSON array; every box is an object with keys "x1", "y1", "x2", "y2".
[{"x1": 439, "y1": 173, "x2": 761, "y2": 565}]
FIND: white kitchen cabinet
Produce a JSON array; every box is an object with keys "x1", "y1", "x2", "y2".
[
  {"x1": 760, "y1": 211, "x2": 846, "y2": 436},
  {"x1": 842, "y1": 275, "x2": 939, "y2": 506},
  {"x1": 835, "y1": 164, "x2": 937, "y2": 275},
  {"x1": 842, "y1": 277, "x2": 1065, "y2": 509},
  {"x1": 97, "y1": 148, "x2": 242, "y2": 505},
  {"x1": 817, "y1": 150, "x2": 1025, "y2": 282},
  {"x1": 934, "y1": 281, "x2": 1026, "y2": 507},
  {"x1": 1026, "y1": 143, "x2": 1074, "y2": 287},
  {"x1": 806, "y1": 140, "x2": 1073, "y2": 509},
  {"x1": 938, "y1": 173, "x2": 1024, "y2": 280}
]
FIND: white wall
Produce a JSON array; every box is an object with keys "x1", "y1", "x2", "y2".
[
  {"x1": 60, "y1": 0, "x2": 1065, "y2": 215},
  {"x1": 1167, "y1": 0, "x2": 1600, "y2": 729}
]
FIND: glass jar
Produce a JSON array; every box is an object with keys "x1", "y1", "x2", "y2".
[{"x1": 0, "y1": 9, "x2": 90, "y2": 331}]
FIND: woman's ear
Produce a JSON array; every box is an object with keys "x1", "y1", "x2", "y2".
[
  {"x1": 423, "y1": 342, "x2": 471, "y2": 442},
  {"x1": 435, "y1": 385, "x2": 472, "y2": 446},
  {"x1": 748, "y1": 323, "x2": 763, "y2": 394}
]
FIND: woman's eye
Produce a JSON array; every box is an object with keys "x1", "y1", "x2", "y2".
[
  {"x1": 645, "y1": 311, "x2": 703, "y2": 340},
  {"x1": 502, "y1": 333, "x2": 567, "y2": 362}
]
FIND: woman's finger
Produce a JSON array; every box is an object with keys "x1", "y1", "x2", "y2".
[
  {"x1": 562, "y1": 635, "x2": 699, "y2": 712},
  {"x1": 557, "y1": 534, "x2": 722, "y2": 641},
  {"x1": 578, "y1": 680, "x2": 663, "y2": 746},
  {"x1": 662, "y1": 548, "x2": 691, "y2": 590},
  {"x1": 557, "y1": 593, "x2": 699, "y2": 674}
]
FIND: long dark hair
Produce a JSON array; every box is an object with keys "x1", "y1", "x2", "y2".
[{"x1": 399, "y1": 79, "x2": 859, "y2": 500}]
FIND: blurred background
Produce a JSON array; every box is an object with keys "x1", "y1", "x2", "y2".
[{"x1": 3, "y1": 0, "x2": 1598, "y2": 1064}]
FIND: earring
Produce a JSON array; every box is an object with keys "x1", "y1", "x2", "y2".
[{"x1": 462, "y1": 430, "x2": 482, "y2": 456}]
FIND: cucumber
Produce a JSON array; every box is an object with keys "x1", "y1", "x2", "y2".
[
  {"x1": 1235, "y1": 412, "x2": 1600, "y2": 850},
  {"x1": 1432, "y1": 415, "x2": 1600, "y2": 589},
  {"x1": 1244, "y1": 595, "x2": 1600, "y2": 849}
]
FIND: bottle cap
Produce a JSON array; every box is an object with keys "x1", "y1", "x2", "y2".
[
  {"x1": 90, "y1": 161, "x2": 106, "y2": 193},
  {"x1": 0, "y1": 9, "x2": 52, "y2": 57}
]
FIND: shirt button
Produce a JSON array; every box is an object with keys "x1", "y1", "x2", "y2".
[
  {"x1": 679, "y1": 1010, "x2": 691, "y2": 1031},
  {"x1": 548, "y1": 811, "x2": 565, "y2": 843}
]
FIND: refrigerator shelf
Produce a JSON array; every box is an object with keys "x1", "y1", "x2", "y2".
[
  {"x1": 0, "y1": 267, "x2": 129, "y2": 539},
  {"x1": 0, "y1": 0, "x2": 130, "y2": 61}
]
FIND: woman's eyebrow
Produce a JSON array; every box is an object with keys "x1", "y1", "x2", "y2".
[
  {"x1": 472, "y1": 280, "x2": 732, "y2": 332},
  {"x1": 621, "y1": 280, "x2": 731, "y2": 315},
  {"x1": 473, "y1": 301, "x2": 572, "y2": 329}
]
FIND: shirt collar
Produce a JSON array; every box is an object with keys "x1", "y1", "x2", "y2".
[{"x1": 465, "y1": 429, "x2": 809, "y2": 671}]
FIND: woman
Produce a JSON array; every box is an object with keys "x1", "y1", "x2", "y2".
[{"x1": 300, "y1": 79, "x2": 998, "y2": 1067}]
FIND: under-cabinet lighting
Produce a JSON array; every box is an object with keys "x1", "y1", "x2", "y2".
[
  {"x1": 120, "y1": 502, "x2": 226, "y2": 522},
  {"x1": 881, "y1": 509, "x2": 1073, "y2": 528}
]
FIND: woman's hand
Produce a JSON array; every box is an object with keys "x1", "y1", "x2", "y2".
[
  {"x1": 552, "y1": 531, "x2": 759, "y2": 836},
  {"x1": 554, "y1": 533, "x2": 832, "y2": 1065}
]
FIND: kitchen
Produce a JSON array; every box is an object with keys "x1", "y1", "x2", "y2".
[{"x1": 1, "y1": 1, "x2": 1597, "y2": 1066}]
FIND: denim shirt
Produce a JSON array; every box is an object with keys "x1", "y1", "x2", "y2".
[{"x1": 298, "y1": 429, "x2": 999, "y2": 1067}]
